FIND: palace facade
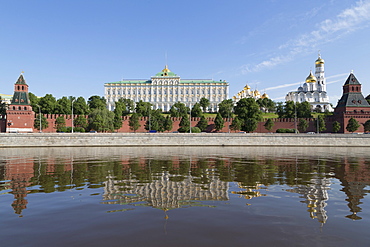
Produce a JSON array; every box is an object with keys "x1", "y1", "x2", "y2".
[
  {"x1": 285, "y1": 54, "x2": 333, "y2": 112},
  {"x1": 104, "y1": 65, "x2": 229, "y2": 112}
]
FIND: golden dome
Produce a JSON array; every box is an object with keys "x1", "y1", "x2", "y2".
[
  {"x1": 305, "y1": 70, "x2": 317, "y2": 83},
  {"x1": 244, "y1": 84, "x2": 251, "y2": 90},
  {"x1": 162, "y1": 65, "x2": 171, "y2": 73},
  {"x1": 315, "y1": 56, "x2": 324, "y2": 64},
  {"x1": 261, "y1": 93, "x2": 269, "y2": 98},
  {"x1": 254, "y1": 90, "x2": 260, "y2": 96}
]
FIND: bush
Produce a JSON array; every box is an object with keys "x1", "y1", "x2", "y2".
[
  {"x1": 191, "y1": 127, "x2": 201, "y2": 133},
  {"x1": 276, "y1": 128, "x2": 297, "y2": 133}
]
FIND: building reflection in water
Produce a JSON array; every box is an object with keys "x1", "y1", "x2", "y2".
[
  {"x1": 0, "y1": 147, "x2": 369, "y2": 223},
  {"x1": 103, "y1": 171, "x2": 229, "y2": 211}
]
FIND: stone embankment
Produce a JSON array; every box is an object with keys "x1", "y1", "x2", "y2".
[{"x1": 0, "y1": 133, "x2": 370, "y2": 147}]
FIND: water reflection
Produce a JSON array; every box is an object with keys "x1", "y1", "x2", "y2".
[{"x1": 1, "y1": 147, "x2": 369, "y2": 225}]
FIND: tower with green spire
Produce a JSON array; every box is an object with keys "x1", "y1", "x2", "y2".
[{"x1": 6, "y1": 74, "x2": 34, "y2": 133}]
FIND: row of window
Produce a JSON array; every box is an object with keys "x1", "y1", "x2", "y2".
[
  {"x1": 107, "y1": 88, "x2": 227, "y2": 95},
  {"x1": 107, "y1": 96, "x2": 225, "y2": 103}
]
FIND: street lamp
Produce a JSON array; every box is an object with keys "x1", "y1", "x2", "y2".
[
  {"x1": 37, "y1": 105, "x2": 42, "y2": 133},
  {"x1": 71, "y1": 99, "x2": 75, "y2": 133},
  {"x1": 189, "y1": 103, "x2": 192, "y2": 133}
]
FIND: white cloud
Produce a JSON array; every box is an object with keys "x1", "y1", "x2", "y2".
[{"x1": 243, "y1": 0, "x2": 370, "y2": 73}]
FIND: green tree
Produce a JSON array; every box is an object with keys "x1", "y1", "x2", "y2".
[
  {"x1": 298, "y1": 118, "x2": 308, "y2": 133},
  {"x1": 191, "y1": 103, "x2": 203, "y2": 117},
  {"x1": 88, "y1": 96, "x2": 106, "y2": 110},
  {"x1": 0, "y1": 97, "x2": 7, "y2": 115},
  {"x1": 115, "y1": 98, "x2": 134, "y2": 116},
  {"x1": 28, "y1": 92, "x2": 39, "y2": 111},
  {"x1": 197, "y1": 115, "x2": 208, "y2": 132},
  {"x1": 264, "y1": 118, "x2": 274, "y2": 132},
  {"x1": 135, "y1": 100, "x2": 152, "y2": 117},
  {"x1": 74, "y1": 115, "x2": 88, "y2": 130},
  {"x1": 170, "y1": 102, "x2": 188, "y2": 118},
  {"x1": 178, "y1": 115, "x2": 190, "y2": 133},
  {"x1": 363, "y1": 120, "x2": 370, "y2": 133},
  {"x1": 256, "y1": 98, "x2": 276, "y2": 113},
  {"x1": 56, "y1": 96, "x2": 72, "y2": 114},
  {"x1": 88, "y1": 108, "x2": 114, "y2": 132},
  {"x1": 297, "y1": 102, "x2": 312, "y2": 118},
  {"x1": 199, "y1": 97, "x2": 210, "y2": 112},
  {"x1": 332, "y1": 121, "x2": 341, "y2": 133},
  {"x1": 145, "y1": 109, "x2": 165, "y2": 132},
  {"x1": 34, "y1": 114, "x2": 49, "y2": 131},
  {"x1": 276, "y1": 101, "x2": 295, "y2": 118},
  {"x1": 315, "y1": 115, "x2": 326, "y2": 133},
  {"x1": 234, "y1": 98, "x2": 262, "y2": 132},
  {"x1": 346, "y1": 117, "x2": 360, "y2": 133},
  {"x1": 55, "y1": 116, "x2": 66, "y2": 132},
  {"x1": 218, "y1": 99, "x2": 234, "y2": 118},
  {"x1": 113, "y1": 114, "x2": 123, "y2": 131},
  {"x1": 129, "y1": 113, "x2": 141, "y2": 132},
  {"x1": 230, "y1": 117, "x2": 242, "y2": 132},
  {"x1": 163, "y1": 116, "x2": 173, "y2": 132},
  {"x1": 214, "y1": 112, "x2": 225, "y2": 132},
  {"x1": 74, "y1": 97, "x2": 89, "y2": 115},
  {"x1": 38, "y1": 94, "x2": 57, "y2": 114}
]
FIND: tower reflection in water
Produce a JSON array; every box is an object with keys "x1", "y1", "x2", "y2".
[{"x1": 1, "y1": 147, "x2": 369, "y2": 224}]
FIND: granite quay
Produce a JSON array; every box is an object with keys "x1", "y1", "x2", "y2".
[{"x1": 0, "y1": 133, "x2": 369, "y2": 147}]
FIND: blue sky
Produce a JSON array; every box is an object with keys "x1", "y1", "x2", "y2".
[{"x1": 1, "y1": 0, "x2": 370, "y2": 105}]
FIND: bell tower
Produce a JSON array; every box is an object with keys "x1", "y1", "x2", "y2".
[{"x1": 6, "y1": 73, "x2": 34, "y2": 133}]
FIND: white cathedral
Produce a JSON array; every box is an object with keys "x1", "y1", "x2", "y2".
[{"x1": 285, "y1": 54, "x2": 333, "y2": 112}]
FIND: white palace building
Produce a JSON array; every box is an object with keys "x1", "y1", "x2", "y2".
[
  {"x1": 104, "y1": 65, "x2": 229, "y2": 112},
  {"x1": 285, "y1": 54, "x2": 333, "y2": 112}
]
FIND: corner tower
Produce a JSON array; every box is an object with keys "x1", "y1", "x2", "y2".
[{"x1": 6, "y1": 73, "x2": 34, "y2": 133}]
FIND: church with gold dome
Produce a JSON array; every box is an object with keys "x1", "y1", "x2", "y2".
[
  {"x1": 105, "y1": 65, "x2": 229, "y2": 112},
  {"x1": 285, "y1": 54, "x2": 333, "y2": 112},
  {"x1": 232, "y1": 84, "x2": 269, "y2": 102}
]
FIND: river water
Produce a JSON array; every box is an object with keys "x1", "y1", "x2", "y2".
[{"x1": 0, "y1": 146, "x2": 369, "y2": 247}]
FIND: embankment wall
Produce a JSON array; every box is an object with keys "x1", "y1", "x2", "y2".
[{"x1": 0, "y1": 133, "x2": 369, "y2": 147}]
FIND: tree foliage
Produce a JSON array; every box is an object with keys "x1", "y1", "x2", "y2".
[
  {"x1": 230, "y1": 117, "x2": 242, "y2": 132},
  {"x1": 363, "y1": 120, "x2": 370, "y2": 133},
  {"x1": 88, "y1": 95, "x2": 106, "y2": 110},
  {"x1": 129, "y1": 113, "x2": 141, "y2": 132},
  {"x1": 264, "y1": 118, "x2": 274, "y2": 132},
  {"x1": 214, "y1": 112, "x2": 225, "y2": 132},
  {"x1": 346, "y1": 117, "x2": 360, "y2": 133},
  {"x1": 38, "y1": 94, "x2": 57, "y2": 114},
  {"x1": 135, "y1": 100, "x2": 152, "y2": 117},
  {"x1": 199, "y1": 97, "x2": 210, "y2": 112},
  {"x1": 0, "y1": 97, "x2": 7, "y2": 115},
  {"x1": 34, "y1": 114, "x2": 49, "y2": 131},
  {"x1": 218, "y1": 99, "x2": 234, "y2": 118},
  {"x1": 234, "y1": 98, "x2": 262, "y2": 132},
  {"x1": 73, "y1": 97, "x2": 89, "y2": 115},
  {"x1": 332, "y1": 121, "x2": 341, "y2": 133},
  {"x1": 315, "y1": 115, "x2": 326, "y2": 133},
  {"x1": 145, "y1": 109, "x2": 165, "y2": 132},
  {"x1": 88, "y1": 108, "x2": 114, "y2": 132},
  {"x1": 256, "y1": 98, "x2": 276, "y2": 113},
  {"x1": 55, "y1": 116, "x2": 66, "y2": 132},
  {"x1": 197, "y1": 115, "x2": 208, "y2": 132},
  {"x1": 170, "y1": 102, "x2": 189, "y2": 118},
  {"x1": 163, "y1": 116, "x2": 173, "y2": 132},
  {"x1": 277, "y1": 101, "x2": 312, "y2": 118},
  {"x1": 178, "y1": 115, "x2": 190, "y2": 133},
  {"x1": 298, "y1": 118, "x2": 308, "y2": 133},
  {"x1": 74, "y1": 115, "x2": 88, "y2": 129},
  {"x1": 191, "y1": 103, "x2": 203, "y2": 117}
]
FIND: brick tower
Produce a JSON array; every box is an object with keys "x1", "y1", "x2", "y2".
[
  {"x1": 6, "y1": 74, "x2": 34, "y2": 133},
  {"x1": 333, "y1": 72, "x2": 370, "y2": 133}
]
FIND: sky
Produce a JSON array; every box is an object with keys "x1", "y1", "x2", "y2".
[{"x1": 1, "y1": 0, "x2": 370, "y2": 105}]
